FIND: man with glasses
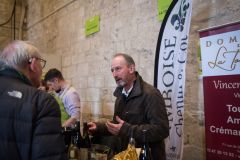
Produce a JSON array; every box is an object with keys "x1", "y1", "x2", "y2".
[{"x1": 0, "y1": 40, "x2": 68, "y2": 160}]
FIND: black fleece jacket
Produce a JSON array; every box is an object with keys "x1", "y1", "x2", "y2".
[{"x1": 0, "y1": 68, "x2": 68, "y2": 160}]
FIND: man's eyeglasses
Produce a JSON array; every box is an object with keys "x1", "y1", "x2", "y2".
[{"x1": 29, "y1": 58, "x2": 46, "y2": 69}]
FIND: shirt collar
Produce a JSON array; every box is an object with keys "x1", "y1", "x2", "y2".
[
  {"x1": 57, "y1": 84, "x2": 70, "y2": 97},
  {"x1": 122, "y1": 85, "x2": 134, "y2": 97}
]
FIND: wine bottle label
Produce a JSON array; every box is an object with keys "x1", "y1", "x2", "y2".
[
  {"x1": 70, "y1": 150, "x2": 75, "y2": 158},
  {"x1": 91, "y1": 153, "x2": 96, "y2": 158}
]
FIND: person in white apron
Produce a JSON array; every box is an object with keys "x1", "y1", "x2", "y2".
[{"x1": 44, "y1": 68, "x2": 81, "y2": 127}]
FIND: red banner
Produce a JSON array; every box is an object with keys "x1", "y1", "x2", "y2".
[
  {"x1": 204, "y1": 74, "x2": 240, "y2": 159},
  {"x1": 199, "y1": 22, "x2": 240, "y2": 160}
]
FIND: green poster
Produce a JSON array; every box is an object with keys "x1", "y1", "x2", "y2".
[
  {"x1": 197, "y1": 41, "x2": 202, "y2": 77},
  {"x1": 85, "y1": 15, "x2": 99, "y2": 36},
  {"x1": 158, "y1": 0, "x2": 173, "y2": 21}
]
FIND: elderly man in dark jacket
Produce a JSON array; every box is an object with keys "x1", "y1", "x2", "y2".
[
  {"x1": 0, "y1": 40, "x2": 68, "y2": 160},
  {"x1": 88, "y1": 53, "x2": 169, "y2": 160}
]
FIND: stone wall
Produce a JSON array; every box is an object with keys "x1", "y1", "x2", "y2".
[
  {"x1": 25, "y1": 0, "x2": 240, "y2": 159},
  {"x1": 0, "y1": 0, "x2": 27, "y2": 48}
]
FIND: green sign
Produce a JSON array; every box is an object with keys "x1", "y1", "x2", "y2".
[
  {"x1": 158, "y1": 0, "x2": 173, "y2": 21},
  {"x1": 85, "y1": 15, "x2": 100, "y2": 36},
  {"x1": 197, "y1": 41, "x2": 202, "y2": 76}
]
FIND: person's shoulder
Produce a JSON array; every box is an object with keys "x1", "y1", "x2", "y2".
[
  {"x1": 12, "y1": 83, "x2": 57, "y2": 108},
  {"x1": 69, "y1": 86, "x2": 78, "y2": 92},
  {"x1": 35, "y1": 89, "x2": 60, "y2": 115},
  {"x1": 17, "y1": 83, "x2": 53, "y2": 102},
  {"x1": 64, "y1": 86, "x2": 80, "y2": 100},
  {"x1": 37, "y1": 89, "x2": 56, "y2": 101},
  {"x1": 65, "y1": 86, "x2": 79, "y2": 96},
  {"x1": 141, "y1": 80, "x2": 160, "y2": 94}
]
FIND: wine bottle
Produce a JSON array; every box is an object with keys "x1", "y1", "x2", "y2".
[
  {"x1": 76, "y1": 121, "x2": 83, "y2": 148},
  {"x1": 123, "y1": 128, "x2": 138, "y2": 160},
  {"x1": 68, "y1": 128, "x2": 80, "y2": 160},
  {"x1": 82, "y1": 122, "x2": 91, "y2": 148},
  {"x1": 139, "y1": 130, "x2": 153, "y2": 160},
  {"x1": 62, "y1": 127, "x2": 71, "y2": 153}
]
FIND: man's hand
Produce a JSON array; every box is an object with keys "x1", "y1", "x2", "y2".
[
  {"x1": 38, "y1": 86, "x2": 46, "y2": 91},
  {"x1": 87, "y1": 122, "x2": 97, "y2": 135},
  {"x1": 62, "y1": 117, "x2": 76, "y2": 127},
  {"x1": 106, "y1": 116, "x2": 124, "y2": 135}
]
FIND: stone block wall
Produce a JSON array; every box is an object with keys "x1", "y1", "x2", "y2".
[
  {"x1": 24, "y1": 0, "x2": 240, "y2": 159},
  {"x1": 0, "y1": 0, "x2": 27, "y2": 48}
]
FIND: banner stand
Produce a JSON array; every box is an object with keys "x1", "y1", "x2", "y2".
[
  {"x1": 199, "y1": 21, "x2": 240, "y2": 160},
  {"x1": 154, "y1": 0, "x2": 193, "y2": 160}
]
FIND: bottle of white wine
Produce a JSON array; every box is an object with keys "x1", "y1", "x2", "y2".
[
  {"x1": 123, "y1": 128, "x2": 138, "y2": 160},
  {"x1": 68, "y1": 128, "x2": 80, "y2": 160},
  {"x1": 139, "y1": 130, "x2": 152, "y2": 160}
]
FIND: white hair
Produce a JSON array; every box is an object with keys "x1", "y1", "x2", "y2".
[{"x1": 0, "y1": 40, "x2": 39, "y2": 71}]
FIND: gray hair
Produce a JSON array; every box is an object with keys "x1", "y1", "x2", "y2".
[
  {"x1": 0, "y1": 40, "x2": 39, "y2": 71},
  {"x1": 114, "y1": 53, "x2": 135, "y2": 67}
]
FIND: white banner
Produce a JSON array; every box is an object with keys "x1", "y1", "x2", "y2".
[
  {"x1": 200, "y1": 30, "x2": 240, "y2": 77},
  {"x1": 154, "y1": 0, "x2": 193, "y2": 160}
]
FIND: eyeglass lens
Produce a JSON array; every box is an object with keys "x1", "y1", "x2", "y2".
[{"x1": 40, "y1": 60, "x2": 45, "y2": 68}]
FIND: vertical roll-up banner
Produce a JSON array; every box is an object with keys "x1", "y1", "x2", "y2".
[
  {"x1": 199, "y1": 22, "x2": 240, "y2": 160},
  {"x1": 154, "y1": 0, "x2": 193, "y2": 160}
]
